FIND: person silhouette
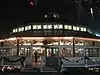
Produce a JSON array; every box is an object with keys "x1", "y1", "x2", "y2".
[{"x1": 34, "y1": 51, "x2": 38, "y2": 64}]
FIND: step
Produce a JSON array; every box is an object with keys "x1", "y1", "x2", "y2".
[
  {"x1": 41, "y1": 70, "x2": 58, "y2": 72},
  {"x1": 21, "y1": 67, "x2": 40, "y2": 72},
  {"x1": 41, "y1": 66, "x2": 61, "y2": 72}
]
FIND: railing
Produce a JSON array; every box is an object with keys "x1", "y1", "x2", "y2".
[
  {"x1": 40, "y1": 56, "x2": 100, "y2": 70},
  {"x1": 61, "y1": 56, "x2": 100, "y2": 68},
  {"x1": 0, "y1": 56, "x2": 26, "y2": 67}
]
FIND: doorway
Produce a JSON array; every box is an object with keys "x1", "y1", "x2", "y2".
[
  {"x1": 45, "y1": 47, "x2": 59, "y2": 66},
  {"x1": 46, "y1": 47, "x2": 59, "y2": 57},
  {"x1": 32, "y1": 47, "x2": 45, "y2": 66}
]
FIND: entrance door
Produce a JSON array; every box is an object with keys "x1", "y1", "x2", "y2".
[
  {"x1": 45, "y1": 47, "x2": 59, "y2": 66},
  {"x1": 46, "y1": 47, "x2": 59, "y2": 57},
  {"x1": 32, "y1": 47, "x2": 44, "y2": 66}
]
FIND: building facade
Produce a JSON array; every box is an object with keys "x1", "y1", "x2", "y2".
[{"x1": 0, "y1": 22, "x2": 100, "y2": 63}]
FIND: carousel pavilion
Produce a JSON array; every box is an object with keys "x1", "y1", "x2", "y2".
[{"x1": 0, "y1": 22, "x2": 100, "y2": 62}]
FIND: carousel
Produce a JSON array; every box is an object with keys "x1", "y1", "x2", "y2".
[
  {"x1": 0, "y1": 13, "x2": 100, "y2": 72},
  {"x1": 0, "y1": 22, "x2": 100, "y2": 72}
]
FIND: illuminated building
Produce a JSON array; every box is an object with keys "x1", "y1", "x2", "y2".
[{"x1": 0, "y1": 22, "x2": 100, "y2": 60}]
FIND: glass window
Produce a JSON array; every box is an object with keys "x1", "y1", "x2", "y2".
[
  {"x1": 73, "y1": 26, "x2": 77, "y2": 30},
  {"x1": 54, "y1": 24, "x2": 59, "y2": 29},
  {"x1": 48, "y1": 25, "x2": 52, "y2": 29},
  {"x1": 18, "y1": 27, "x2": 24, "y2": 32},
  {"x1": 0, "y1": 48, "x2": 17, "y2": 56},
  {"x1": 43, "y1": 24, "x2": 52, "y2": 29},
  {"x1": 11, "y1": 48, "x2": 17, "y2": 56},
  {"x1": 77, "y1": 27, "x2": 80, "y2": 31},
  {"x1": 75, "y1": 40, "x2": 84, "y2": 45},
  {"x1": 52, "y1": 41, "x2": 59, "y2": 45},
  {"x1": 75, "y1": 48, "x2": 84, "y2": 57},
  {"x1": 85, "y1": 48, "x2": 98, "y2": 57},
  {"x1": 80, "y1": 27, "x2": 86, "y2": 32},
  {"x1": 46, "y1": 48, "x2": 59, "y2": 57},
  {"x1": 19, "y1": 47, "x2": 31, "y2": 56},
  {"x1": 33, "y1": 25, "x2": 37, "y2": 29},
  {"x1": 83, "y1": 28, "x2": 86, "y2": 32},
  {"x1": 43, "y1": 25, "x2": 48, "y2": 29},
  {"x1": 93, "y1": 48, "x2": 98, "y2": 57},
  {"x1": 64, "y1": 25, "x2": 68, "y2": 29},
  {"x1": 98, "y1": 49, "x2": 100, "y2": 57},
  {"x1": 68, "y1": 26, "x2": 72, "y2": 30},
  {"x1": 60, "y1": 40, "x2": 73, "y2": 45},
  {"x1": 33, "y1": 25, "x2": 42, "y2": 29},
  {"x1": 73, "y1": 26, "x2": 80, "y2": 31},
  {"x1": 64, "y1": 25, "x2": 72, "y2": 30},
  {"x1": 13, "y1": 29, "x2": 15, "y2": 33},
  {"x1": 25, "y1": 25, "x2": 31, "y2": 31},
  {"x1": 54, "y1": 24, "x2": 63, "y2": 29},
  {"x1": 59, "y1": 24, "x2": 63, "y2": 29},
  {"x1": 60, "y1": 48, "x2": 73, "y2": 57},
  {"x1": 37, "y1": 25, "x2": 42, "y2": 29},
  {"x1": 13, "y1": 29, "x2": 18, "y2": 33},
  {"x1": 80, "y1": 27, "x2": 84, "y2": 31}
]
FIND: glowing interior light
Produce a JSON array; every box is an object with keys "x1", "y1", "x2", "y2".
[
  {"x1": 77, "y1": 27, "x2": 79, "y2": 31},
  {"x1": 68, "y1": 26, "x2": 72, "y2": 29},
  {"x1": 83, "y1": 28, "x2": 86, "y2": 31},
  {"x1": 19, "y1": 27, "x2": 24, "y2": 32},
  {"x1": 25, "y1": 25, "x2": 31, "y2": 31},
  {"x1": 43, "y1": 25, "x2": 48, "y2": 29},
  {"x1": 45, "y1": 14, "x2": 47, "y2": 18},
  {"x1": 64, "y1": 25, "x2": 68, "y2": 29},
  {"x1": 13, "y1": 29, "x2": 17, "y2": 33},
  {"x1": 0, "y1": 40, "x2": 5, "y2": 42},
  {"x1": 6, "y1": 37, "x2": 17, "y2": 41},
  {"x1": 59, "y1": 24, "x2": 63, "y2": 29},
  {"x1": 48, "y1": 25, "x2": 52, "y2": 29},
  {"x1": 32, "y1": 47, "x2": 41, "y2": 50},
  {"x1": 23, "y1": 43, "x2": 31, "y2": 45},
  {"x1": 73, "y1": 26, "x2": 77, "y2": 30},
  {"x1": 80, "y1": 27, "x2": 84, "y2": 31},
  {"x1": 53, "y1": 14, "x2": 56, "y2": 18},
  {"x1": 33, "y1": 42, "x2": 43, "y2": 45},
  {"x1": 54, "y1": 25, "x2": 59, "y2": 29},
  {"x1": 37, "y1": 25, "x2": 42, "y2": 29},
  {"x1": 75, "y1": 37, "x2": 98, "y2": 41},
  {"x1": 64, "y1": 25, "x2": 72, "y2": 30},
  {"x1": 33, "y1": 25, "x2": 37, "y2": 29}
]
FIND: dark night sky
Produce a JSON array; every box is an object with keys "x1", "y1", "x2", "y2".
[{"x1": 0, "y1": 0, "x2": 100, "y2": 36}]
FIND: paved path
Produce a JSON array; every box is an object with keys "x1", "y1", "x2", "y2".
[{"x1": 0, "y1": 72, "x2": 100, "y2": 75}]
